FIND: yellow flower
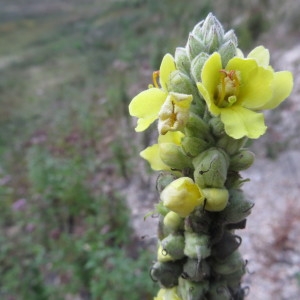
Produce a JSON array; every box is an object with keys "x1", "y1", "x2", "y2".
[
  {"x1": 197, "y1": 46, "x2": 293, "y2": 139},
  {"x1": 161, "y1": 177, "x2": 204, "y2": 217},
  {"x1": 129, "y1": 54, "x2": 192, "y2": 134},
  {"x1": 154, "y1": 287, "x2": 182, "y2": 300},
  {"x1": 140, "y1": 131, "x2": 185, "y2": 171}
]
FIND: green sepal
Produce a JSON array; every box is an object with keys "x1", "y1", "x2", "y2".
[
  {"x1": 181, "y1": 136, "x2": 211, "y2": 158},
  {"x1": 229, "y1": 149, "x2": 255, "y2": 171},
  {"x1": 178, "y1": 277, "x2": 209, "y2": 300},
  {"x1": 219, "y1": 189, "x2": 254, "y2": 224},
  {"x1": 193, "y1": 147, "x2": 229, "y2": 188},
  {"x1": 184, "y1": 232, "x2": 211, "y2": 260},
  {"x1": 150, "y1": 260, "x2": 183, "y2": 288},
  {"x1": 161, "y1": 233, "x2": 185, "y2": 260}
]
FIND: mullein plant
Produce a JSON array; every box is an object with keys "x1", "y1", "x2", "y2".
[{"x1": 129, "y1": 13, "x2": 293, "y2": 300}]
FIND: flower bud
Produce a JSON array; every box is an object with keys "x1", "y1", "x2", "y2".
[
  {"x1": 151, "y1": 261, "x2": 183, "y2": 288},
  {"x1": 159, "y1": 143, "x2": 192, "y2": 171},
  {"x1": 229, "y1": 149, "x2": 255, "y2": 171},
  {"x1": 161, "y1": 177, "x2": 204, "y2": 217},
  {"x1": 174, "y1": 47, "x2": 191, "y2": 74},
  {"x1": 220, "y1": 189, "x2": 254, "y2": 224},
  {"x1": 216, "y1": 135, "x2": 248, "y2": 155},
  {"x1": 206, "y1": 281, "x2": 231, "y2": 300},
  {"x1": 169, "y1": 71, "x2": 195, "y2": 95},
  {"x1": 181, "y1": 136, "x2": 210, "y2": 158},
  {"x1": 193, "y1": 148, "x2": 229, "y2": 189},
  {"x1": 178, "y1": 277, "x2": 209, "y2": 300},
  {"x1": 186, "y1": 33, "x2": 206, "y2": 60},
  {"x1": 211, "y1": 250, "x2": 245, "y2": 275},
  {"x1": 161, "y1": 233, "x2": 185, "y2": 260},
  {"x1": 223, "y1": 29, "x2": 238, "y2": 47},
  {"x1": 209, "y1": 117, "x2": 225, "y2": 137},
  {"x1": 184, "y1": 207, "x2": 211, "y2": 234},
  {"x1": 218, "y1": 40, "x2": 237, "y2": 67},
  {"x1": 184, "y1": 232, "x2": 211, "y2": 260},
  {"x1": 222, "y1": 267, "x2": 246, "y2": 292},
  {"x1": 191, "y1": 52, "x2": 210, "y2": 82},
  {"x1": 212, "y1": 231, "x2": 242, "y2": 260},
  {"x1": 163, "y1": 211, "x2": 184, "y2": 232},
  {"x1": 202, "y1": 188, "x2": 229, "y2": 212},
  {"x1": 157, "y1": 243, "x2": 175, "y2": 262},
  {"x1": 204, "y1": 27, "x2": 223, "y2": 53},
  {"x1": 183, "y1": 258, "x2": 210, "y2": 282},
  {"x1": 154, "y1": 287, "x2": 182, "y2": 300},
  {"x1": 191, "y1": 20, "x2": 205, "y2": 39},
  {"x1": 201, "y1": 13, "x2": 224, "y2": 39},
  {"x1": 184, "y1": 113, "x2": 212, "y2": 141}
]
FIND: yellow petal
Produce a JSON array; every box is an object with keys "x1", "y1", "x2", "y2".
[
  {"x1": 247, "y1": 46, "x2": 270, "y2": 67},
  {"x1": 227, "y1": 57, "x2": 274, "y2": 109},
  {"x1": 140, "y1": 144, "x2": 170, "y2": 171},
  {"x1": 161, "y1": 177, "x2": 204, "y2": 217},
  {"x1": 220, "y1": 106, "x2": 267, "y2": 139},
  {"x1": 158, "y1": 131, "x2": 184, "y2": 145},
  {"x1": 154, "y1": 288, "x2": 182, "y2": 300},
  {"x1": 201, "y1": 52, "x2": 222, "y2": 98},
  {"x1": 256, "y1": 71, "x2": 293, "y2": 110},
  {"x1": 197, "y1": 82, "x2": 221, "y2": 116},
  {"x1": 160, "y1": 54, "x2": 176, "y2": 91},
  {"x1": 129, "y1": 88, "x2": 166, "y2": 131}
]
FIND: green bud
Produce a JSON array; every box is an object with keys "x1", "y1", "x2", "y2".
[
  {"x1": 193, "y1": 148, "x2": 229, "y2": 188},
  {"x1": 201, "y1": 13, "x2": 224, "y2": 39},
  {"x1": 191, "y1": 20, "x2": 205, "y2": 39},
  {"x1": 186, "y1": 33, "x2": 205, "y2": 60},
  {"x1": 159, "y1": 143, "x2": 193, "y2": 171},
  {"x1": 184, "y1": 207, "x2": 211, "y2": 234},
  {"x1": 209, "y1": 117, "x2": 225, "y2": 137},
  {"x1": 158, "y1": 214, "x2": 171, "y2": 240},
  {"x1": 169, "y1": 70, "x2": 195, "y2": 95},
  {"x1": 183, "y1": 258, "x2": 210, "y2": 282},
  {"x1": 216, "y1": 135, "x2": 248, "y2": 155},
  {"x1": 184, "y1": 113, "x2": 212, "y2": 141},
  {"x1": 229, "y1": 149, "x2": 255, "y2": 171},
  {"x1": 178, "y1": 277, "x2": 209, "y2": 300},
  {"x1": 223, "y1": 29, "x2": 238, "y2": 47},
  {"x1": 211, "y1": 250, "x2": 245, "y2": 276},
  {"x1": 223, "y1": 267, "x2": 246, "y2": 292},
  {"x1": 161, "y1": 234, "x2": 185, "y2": 260},
  {"x1": 202, "y1": 188, "x2": 229, "y2": 212},
  {"x1": 191, "y1": 52, "x2": 210, "y2": 82},
  {"x1": 206, "y1": 281, "x2": 231, "y2": 300},
  {"x1": 204, "y1": 27, "x2": 223, "y2": 53},
  {"x1": 150, "y1": 261, "x2": 183, "y2": 288},
  {"x1": 163, "y1": 211, "x2": 184, "y2": 232},
  {"x1": 184, "y1": 232, "x2": 211, "y2": 260},
  {"x1": 181, "y1": 136, "x2": 210, "y2": 158},
  {"x1": 218, "y1": 40, "x2": 237, "y2": 67},
  {"x1": 174, "y1": 47, "x2": 191, "y2": 74},
  {"x1": 220, "y1": 189, "x2": 254, "y2": 224},
  {"x1": 212, "y1": 231, "x2": 242, "y2": 259}
]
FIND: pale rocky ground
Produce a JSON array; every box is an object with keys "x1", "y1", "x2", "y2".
[{"x1": 125, "y1": 38, "x2": 300, "y2": 299}]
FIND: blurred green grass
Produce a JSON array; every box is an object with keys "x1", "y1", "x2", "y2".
[{"x1": 0, "y1": 0, "x2": 282, "y2": 298}]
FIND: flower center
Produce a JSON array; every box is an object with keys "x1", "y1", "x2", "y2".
[{"x1": 215, "y1": 69, "x2": 240, "y2": 108}]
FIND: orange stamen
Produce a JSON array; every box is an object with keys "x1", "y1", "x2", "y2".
[{"x1": 152, "y1": 70, "x2": 160, "y2": 88}]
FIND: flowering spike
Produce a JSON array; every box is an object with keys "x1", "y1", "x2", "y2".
[{"x1": 128, "y1": 13, "x2": 293, "y2": 300}]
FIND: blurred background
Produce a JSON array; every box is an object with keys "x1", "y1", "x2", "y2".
[{"x1": 0, "y1": 0, "x2": 299, "y2": 299}]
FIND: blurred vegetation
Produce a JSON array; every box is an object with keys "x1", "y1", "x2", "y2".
[{"x1": 0, "y1": 0, "x2": 297, "y2": 299}]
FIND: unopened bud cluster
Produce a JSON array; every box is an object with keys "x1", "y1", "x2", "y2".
[{"x1": 129, "y1": 12, "x2": 293, "y2": 300}]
